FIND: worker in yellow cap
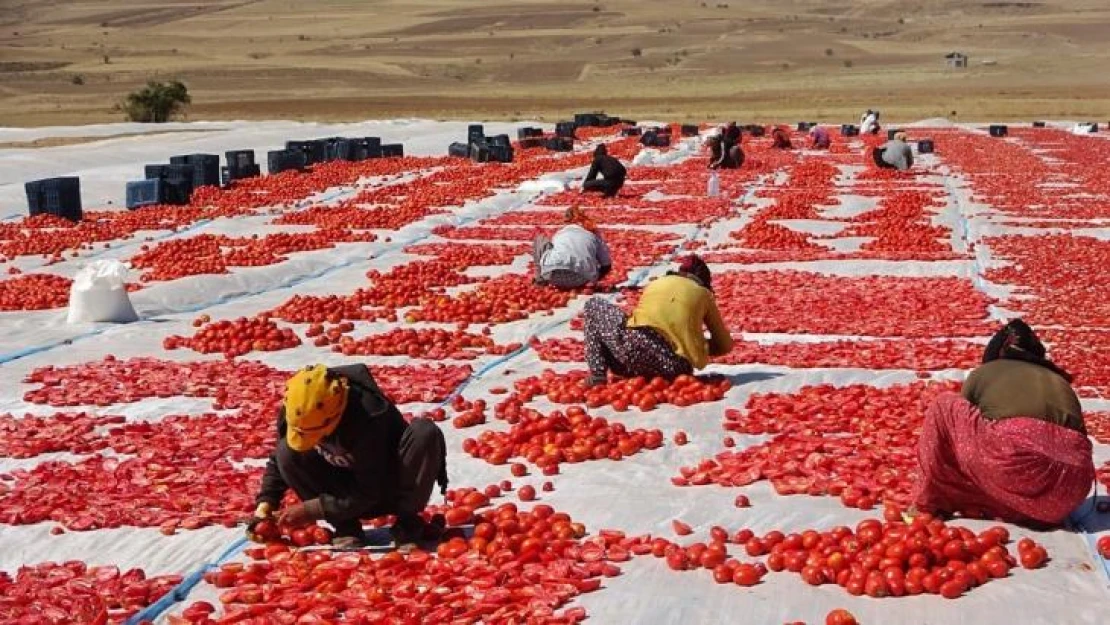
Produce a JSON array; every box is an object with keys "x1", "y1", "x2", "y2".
[{"x1": 247, "y1": 364, "x2": 447, "y2": 549}]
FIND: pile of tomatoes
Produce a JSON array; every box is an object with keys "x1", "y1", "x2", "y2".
[
  {"x1": 163, "y1": 315, "x2": 302, "y2": 357},
  {"x1": 678, "y1": 381, "x2": 958, "y2": 510},
  {"x1": 0, "y1": 453, "x2": 261, "y2": 531},
  {"x1": 22, "y1": 356, "x2": 286, "y2": 410},
  {"x1": 0, "y1": 561, "x2": 183, "y2": 624},
  {"x1": 406, "y1": 274, "x2": 579, "y2": 325},
  {"x1": 240, "y1": 518, "x2": 333, "y2": 548},
  {"x1": 0, "y1": 412, "x2": 123, "y2": 458},
  {"x1": 179, "y1": 500, "x2": 619, "y2": 624},
  {"x1": 510, "y1": 370, "x2": 731, "y2": 411},
  {"x1": 462, "y1": 404, "x2": 664, "y2": 467},
  {"x1": 713, "y1": 270, "x2": 993, "y2": 338},
  {"x1": 328, "y1": 327, "x2": 519, "y2": 360},
  {"x1": 0, "y1": 273, "x2": 75, "y2": 311}
]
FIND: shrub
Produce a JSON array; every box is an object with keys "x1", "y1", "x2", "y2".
[{"x1": 123, "y1": 80, "x2": 191, "y2": 123}]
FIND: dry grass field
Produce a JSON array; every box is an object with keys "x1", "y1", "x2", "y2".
[{"x1": 2, "y1": 0, "x2": 1109, "y2": 126}]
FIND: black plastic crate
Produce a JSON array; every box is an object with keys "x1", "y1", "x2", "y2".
[
  {"x1": 517, "y1": 127, "x2": 543, "y2": 140},
  {"x1": 1032, "y1": 121, "x2": 1046, "y2": 128},
  {"x1": 917, "y1": 139, "x2": 935, "y2": 154},
  {"x1": 680, "y1": 124, "x2": 700, "y2": 137},
  {"x1": 161, "y1": 178, "x2": 192, "y2": 205},
  {"x1": 25, "y1": 177, "x2": 82, "y2": 221},
  {"x1": 470, "y1": 142, "x2": 490, "y2": 163},
  {"x1": 841, "y1": 124, "x2": 859, "y2": 137},
  {"x1": 144, "y1": 164, "x2": 169, "y2": 180},
  {"x1": 226, "y1": 163, "x2": 261, "y2": 183},
  {"x1": 381, "y1": 144, "x2": 404, "y2": 158},
  {"x1": 448, "y1": 142, "x2": 470, "y2": 158},
  {"x1": 126, "y1": 179, "x2": 163, "y2": 209},
  {"x1": 225, "y1": 150, "x2": 255, "y2": 169},
  {"x1": 989, "y1": 125, "x2": 1008, "y2": 137},
  {"x1": 357, "y1": 137, "x2": 383, "y2": 159},
  {"x1": 268, "y1": 149, "x2": 307, "y2": 174},
  {"x1": 544, "y1": 137, "x2": 573, "y2": 152},
  {"x1": 797, "y1": 122, "x2": 811, "y2": 132},
  {"x1": 518, "y1": 137, "x2": 544, "y2": 149},
  {"x1": 639, "y1": 130, "x2": 657, "y2": 146},
  {"x1": 488, "y1": 144, "x2": 514, "y2": 163},
  {"x1": 330, "y1": 139, "x2": 358, "y2": 161},
  {"x1": 169, "y1": 155, "x2": 189, "y2": 165},
  {"x1": 185, "y1": 154, "x2": 220, "y2": 188},
  {"x1": 555, "y1": 122, "x2": 577, "y2": 139},
  {"x1": 574, "y1": 113, "x2": 602, "y2": 127},
  {"x1": 488, "y1": 134, "x2": 512, "y2": 148},
  {"x1": 621, "y1": 127, "x2": 642, "y2": 137},
  {"x1": 467, "y1": 124, "x2": 485, "y2": 143},
  {"x1": 162, "y1": 163, "x2": 195, "y2": 182},
  {"x1": 652, "y1": 134, "x2": 671, "y2": 148}
]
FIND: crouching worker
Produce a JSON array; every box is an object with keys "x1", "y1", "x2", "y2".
[
  {"x1": 580, "y1": 144, "x2": 627, "y2": 198},
  {"x1": 707, "y1": 134, "x2": 744, "y2": 169},
  {"x1": 248, "y1": 364, "x2": 448, "y2": 549},
  {"x1": 912, "y1": 320, "x2": 1094, "y2": 528},
  {"x1": 771, "y1": 126, "x2": 793, "y2": 149},
  {"x1": 810, "y1": 126, "x2": 831, "y2": 149},
  {"x1": 581, "y1": 254, "x2": 732, "y2": 387},
  {"x1": 533, "y1": 206, "x2": 612, "y2": 288},
  {"x1": 873, "y1": 131, "x2": 913, "y2": 171}
]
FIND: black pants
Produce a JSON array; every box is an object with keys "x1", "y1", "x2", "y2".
[
  {"x1": 275, "y1": 417, "x2": 446, "y2": 538},
  {"x1": 872, "y1": 147, "x2": 896, "y2": 169},
  {"x1": 583, "y1": 176, "x2": 624, "y2": 198}
]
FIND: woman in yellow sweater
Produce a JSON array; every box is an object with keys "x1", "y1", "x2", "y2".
[{"x1": 581, "y1": 255, "x2": 733, "y2": 386}]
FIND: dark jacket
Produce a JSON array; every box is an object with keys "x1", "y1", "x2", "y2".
[
  {"x1": 586, "y1": 155, "x2": 626, "y2": 182},
  {"x1": 257, "y1": 364, "x2": 408, "y2": 521}
]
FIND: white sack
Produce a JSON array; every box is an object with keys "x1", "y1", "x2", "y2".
[{"x1": 66, "y1": 260, "x2": 139, "y2": 324}]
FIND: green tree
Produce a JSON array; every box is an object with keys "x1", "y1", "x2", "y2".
[{"x1": 123, "y1": 80, "x2": 191, "y2": 123}]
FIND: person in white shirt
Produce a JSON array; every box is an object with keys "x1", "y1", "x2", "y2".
[{"x1": 533, "y1": 207, "x2": 612, "y2": 289}]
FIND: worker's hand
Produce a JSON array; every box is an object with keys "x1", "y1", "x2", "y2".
[
  {"x1": 245, "y1": 502, "x2": 273, "y2": 543},
  {"x1": 277, "y1": 499, "x2": 325, "y2": 528}
]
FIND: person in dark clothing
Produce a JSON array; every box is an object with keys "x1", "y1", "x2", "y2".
[
  {"x1": 581, "y1": 144, "x2": 627, "y2": 198},
  {"x1": 707, "y1": 134, "x2": 744, "y2": 169},
  {"x1": 771, "y1": 127, "x2": 793, "y2": 149},
  {"x1": 248, "y1": 364, "x2": 447, "y2": 549}
]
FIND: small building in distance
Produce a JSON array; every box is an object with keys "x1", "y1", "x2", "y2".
[{"x1": 945, "y1": 52, "x2": 969, "y2": 68}]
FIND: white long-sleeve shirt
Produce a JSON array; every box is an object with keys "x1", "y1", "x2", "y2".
[{"x1": 540, "y1": 225, "x2": 611, "y2": 287}]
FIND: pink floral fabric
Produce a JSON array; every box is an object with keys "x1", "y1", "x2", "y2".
[{"x1": 912, "y1": 392, "x2": 1095, "y2": 526}]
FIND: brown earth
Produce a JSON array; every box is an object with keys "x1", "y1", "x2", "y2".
[{"x1": 2, "y1": 0, "x2": 1109, "y2": 127}]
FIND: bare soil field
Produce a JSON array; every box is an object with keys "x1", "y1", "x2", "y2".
[{"x1": 2, "y1": 0, "x2": 1109, "y2": 127}]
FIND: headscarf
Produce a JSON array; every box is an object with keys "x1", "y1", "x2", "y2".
[
  {"x1": 675, "y1": 254, "x2": 712, "y2": 291},
  {"x1": 593, "y1": 144, "x2": 608, "y2": 159},
  {"x1": 564, "y1": 205, "x2": 598, "y2": 233},
  {"x1": 982, "y1": 319, "x2": 1072, "y2": 382},
  {"x1": 283, "y1": 365, "x2": 349, "y2": 451}
]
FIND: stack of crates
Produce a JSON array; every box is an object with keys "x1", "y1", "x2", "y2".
[
  {"x1": 25, "y1": 177, "x2": 82, "y2": 221},
  {"x1": 126, "y1": 179, "x2": 162, "y2": 209},
  {"x1": 224, "y1": 150, "x2": 261, "y2": 184},
  {"x1": 381, "y1": 144, "x2": 404, "y2": 158},
  {"x1": 358, "y1": 137, "x2": 383, "y2": 159},
  {"x1": 267, "y1": 149, "x2": 308, "y2": 174},
  {"x1": 168, "y1": 154, "x2": 220, "y2": 188},
  {"x1": 516, "y1": 127, "x2": 544, "y2": 149},
  {"x1": 554, "y1": 122, "x2": 577, "y2": 139}
]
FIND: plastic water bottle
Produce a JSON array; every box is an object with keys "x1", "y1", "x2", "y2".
[{"x1": 707, "y1": 172, "x2": 720, "y2": 198}]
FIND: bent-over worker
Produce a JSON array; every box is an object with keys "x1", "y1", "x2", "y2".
[
  {"x1": 533, "y1": 206, "x2": 612, "y2": 289},
  {"x1": 581, "y1": 254, "x2": 733, "y2": 387},
  {"x1": 874, "y1": 131, "x2": 913, "y2": 170},
  {"x1": 248, "y1": 364, "x2": 448, "y2": 549},
  {"x1": 580, "y1": 144, "x2": 627, "y2": 198},
  {"x1": 912, "y1": 320, "x2": 1094, "y2": 528}
]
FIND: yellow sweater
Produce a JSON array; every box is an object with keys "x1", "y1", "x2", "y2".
[{"x1": 627, "y1": 274, "x2": 733, "y2": 369}]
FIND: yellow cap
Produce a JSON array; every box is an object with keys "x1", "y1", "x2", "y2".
[{"x1": 283, "y1": 365, "x2": 348, "y2": 451}]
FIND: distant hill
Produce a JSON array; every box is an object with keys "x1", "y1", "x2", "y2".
[{"x1": 2, "y1": 0, "x2": 1108, "y2": 125}]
